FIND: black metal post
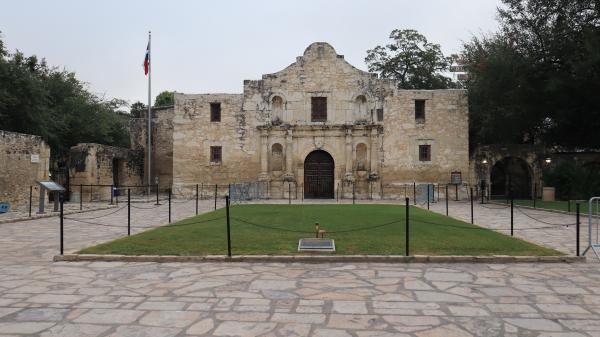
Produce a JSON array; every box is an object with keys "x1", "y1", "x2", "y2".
[
  {"x1": 533, "y1": 183, "x2": 537, "y2": 208},
  {"x1": 427, "y1": 185, "x2": 430, "y2": 210},
  {"x1": 481, "y1": 183, "x2": 484, "y2": 205},
  {"x1": 437, "y1": 183, "x2": 440, "y2": 202},
  {"x1": 370, "y1": 181, "x2": 373, "y2": 200},
  {"x1": 445, "y1": 185, "x2": 449, "y2": 216},
  {"x1": 127, "y1": 188, "x2": 131, "y2": 236},
  {"x1": 568, "y1": 200, "x2": 571, "y2": 213},
  {"x1": 413, "y1": 182, "x2": 416, "y2": 205},
  {"x1": 470, "y1": 187, "x2": 474, "y2": 224},
  {"x1": 156, "y1": 183, "x2": 160, "y2": 205},
  {"x1": 168, "y1": 188, "x2": 172, "y2": 223},
  {"x1": 90, "y1": 184, "x2": 93, "y2": 202},
  {"x1": 510, "y1": 197, "x2": 514, "y2": 236},
  {"x1": 336, "y1": 183, "x2": 339, "y2": 202},
  {"x1": 352, "y1": 182, "x2": 356, "y2": 205},
  {"x1": 195, "y1": 183, "x2": 199, "y2": 215},
  {"x1": 29, "y1": 185, "x2": 33, "y2": 217},
  {"x1": 115, "y1": 187, "x2": 119, "y2": 205},
  {"x1": 60, "y1": 193, "x2": 64, "y2": 255},
  {"x1": 288, "y1": 183, "x2": 291, "y2": 205},
  {"x1": 405, "y1": 197, "x2": 410, "y2": 256},
  {"x1": 225, "y1": 195, "x2": 232, "y2": 257},
  {"x1": 110, "y1": 184, "x2": 113, "y2": 205},
  {"x1": 455, "y1": 184, "x2": 458, "y2": 201},
  {"x1": 214, "y1": 184, "x2": 217, "y2": 210},
  {"x1": 576, "y1": 202, "x2": 580, "y2": 256},
  {"x1": 79, "y1": 184, "x2": 83, "y2": 210}
]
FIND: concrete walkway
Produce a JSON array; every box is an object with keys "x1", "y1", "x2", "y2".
[{"x1": 0, "y1": 199, "x2": 599, "y2": 336}]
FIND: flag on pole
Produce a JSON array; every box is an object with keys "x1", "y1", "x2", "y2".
[{"x1": 143, "y1": 42, "x2": 150, "y2": 75}]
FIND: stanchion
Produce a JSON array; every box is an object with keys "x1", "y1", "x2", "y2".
[
  {"x1": 29, "y1": 185, "x2": 33, "y2": 217},
  {"x1": 90, "y1": 184, "x2": 93, "y2": 202},
  {"x1": 437, "y1": 183, "x2": 440, "y2": 202},
  {"x1": 214, "y1": 184, "x2": 217, "y2": 210},
  {"x1": 576, "y1": 202, "x2": 580, "y2": 256},
  {"x1": 455, "y1": 184, "x2": 458, "y2": 201},
  {"x1": 533, "y1": 182, "x2": 537, "y2": 208},
  {"x1": 337, "y1": 183, "x2": 340, "y2": 202},
  {"x1": 427, "y1": 185, "x2": 430, "y2": 210},
  {"x1": 568, "y1": 200, "x2": 571, "y2": 213},
  {"x1": 510, "y1": 197, "x2": 514, "y2": 236},
  {"x1": 110, "y1": 184, "x2": 114, "y2": 205},
  {"x1": 288, "y1": 183, "x2": 291, "y2": 205},
  {"x1": 470, "y1": 187, "x2": 474, "y2": 224},
  {"x1": 156, "y1": 184, "x2": 160, "y2": 205},
  {"x1": 60, "y1": 193, "x2": 64, "y2": 255},
  {"x1": 79, "y1": 184, "x2": 83, "y2": 210},
  {"x1": 168, "y1": 188, "x2": 172, "y2": 224},
  {"x1": 115, "y1": 187, "x2": 119, "y2": 205},
  {"x1": 405, "y1": 197, "x2": 410, "y2": 256},
  {"x1": 225, "y1": 195, "x2": 232, "y2": 257},
  {"x1": 445, "y1": 185, "x2": 449, "y2": 216},
  {"x1": 195, "y1": 184, "x2": 199, "y2": 215},
  {"x1": 352, "y1": 182, "x2": 356, "y2": 205},
  {"x1": 480, "y1": 184, "x2": 484, "y2": 205},
  {"x1": 413, "y1": 182, "x2": 416, "y2": 205},
  {"x1": 127, "y1": 188, "x2": 131, "y2": 236}
]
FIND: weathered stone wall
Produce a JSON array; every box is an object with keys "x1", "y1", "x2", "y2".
[
  {"x1": 129, "y1": 106, "x2": 174, "y2": 189},
  {"x1": 171, "y1": 42, "x2": 470, "y2": 198},
  {"x1": 0, "y1": 130, "x2": 51, "y2": 207},
  {"x1": 69, "y1": 143, "x2": 143, "y2": 200}
]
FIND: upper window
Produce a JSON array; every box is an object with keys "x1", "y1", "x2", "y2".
[
  {"x1": 419, "y1": 145, "x2": 431, "y2": 162},
  {"x1": 311, "y1": 97, "x2": 327, "y2": 122},
  {"x1": 210, "y1": 103, "x2": 221, "y2": 122},
  {"x1": 415, "y1": 100, "x2": 426, "y2": 121},
  {"x1": 210, "y1": 146, "x2": 222, "y2": 163},
  {"x1": 376, "y1": 108, "x2": 384, "y2": 122}
]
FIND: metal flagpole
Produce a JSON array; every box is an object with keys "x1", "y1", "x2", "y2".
[{"x1": 147, "y1": 31, "x2": 152, "y2": 196}]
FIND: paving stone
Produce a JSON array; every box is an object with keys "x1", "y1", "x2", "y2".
[
  {"x1": 271, "y1": 312, "x2": 326, "y2": 324},
  {"x1": 74, "y1": 309, "x2": 145, "y2": 324},
  {"x1": 0, "y1": 322, "x2": 56, "y2": 334},
  {"x1": 333, "y1": 300, "x2": 368, "y2": 314},
  {"x1": 314, "y1": 328, "x2": 353, "y2": 337},
  {"x1": 213, "y1": 321, "x2": 277, "y2": 337},
  {"x1": 186, "y1": 318, "x2": 214, "y2": 335},
  {"x1": 39, "y1": 323, "x2": 111, "y2": 337},
  {"x1": 415, "y1": 323, "x2": 474, "y2": 337},
  {"x1": 105, "y1": 325, "x2": 181, "y2": 337},
  {"x1": 504, "y1": 318, "x2": 564, "y2": 331},
  {"x1": 136, "y1": 301, "x2": 186, "y2": 310},
  {"x1": 27, "y1": 294, "x2": 85, "y2": 304},
  {"x1": 328, "y1": 314, "x2": 387, "y2": 330},
  {"x1": 14, "y1": 308, "x2": 68, "y2": 321},
  {"x1": 139, "y1": 310, "x2": 203, "y2": 328}
]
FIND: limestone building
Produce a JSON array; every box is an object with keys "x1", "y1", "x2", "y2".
[{"x1": 172, "y1": 42, "x2": 469, "y2": 199}]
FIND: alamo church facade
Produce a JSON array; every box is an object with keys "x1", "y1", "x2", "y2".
[{"x1": 170, "y1": 42, "x2": 469, "y2": 199}]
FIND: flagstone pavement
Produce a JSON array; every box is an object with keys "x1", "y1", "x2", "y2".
[{"x1": 0, "y1": 198, "x2": 600, "y2": 336}]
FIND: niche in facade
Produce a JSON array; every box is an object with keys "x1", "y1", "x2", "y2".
[
  {"x1": 355, "y1": 95, "x2": 368, "y2": 120},
  {"x1": 271, "y1": 96, "x2": 284, "y2": 124},
  {"x1": 356, "y1": 143, "x2": 367, "y2": 171},
  {"x1": 271, "y1": 143, "x2": 283, "y2": 171}
]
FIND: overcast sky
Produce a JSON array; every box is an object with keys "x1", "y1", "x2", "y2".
[{"x1": 0, "y1": 0, "x2": 500, "y2": 105}]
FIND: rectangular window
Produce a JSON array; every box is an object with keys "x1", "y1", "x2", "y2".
[
  {"x1": 419, "y1": 145, "x2": 431, "y2": 162},
  {"x1": 376, "y1": 108, "x2": 384, "y2": 122},
  {"x1": 210, "y1": 146, "x2": 222, "y2": 163},
  {"x1": 210, "y1": 103, "x2": 221, "y2": 122},
  {"x1": 311, "y1": 97, "x2": 327, "y2": 122},
  {"x1": 415, "y1": 100, "x2": 426, "y2": 121}
]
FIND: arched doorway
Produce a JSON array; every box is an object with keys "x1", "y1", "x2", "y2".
[
  {"x1": 490, "y1": 157, "x2": 532, "y2": 199},
  {"x1": 304, "y1": 150, "x2": 334, "y2": 199}
]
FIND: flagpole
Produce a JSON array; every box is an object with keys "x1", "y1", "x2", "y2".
[{"x1": 147, "y1": 31, "x2": 152, "y2": 196}]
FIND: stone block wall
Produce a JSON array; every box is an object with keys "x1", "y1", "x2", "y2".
[{"x1": 0, "y1": 130, "x2": 51, "y2": 207}]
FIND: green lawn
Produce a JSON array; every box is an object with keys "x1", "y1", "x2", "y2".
[
  {"x1": 507, "y1": 199, "x2": 596, "y2": 214},
  {"x1": 80, "y1": 204, "x2": 560, "y2": 256}
]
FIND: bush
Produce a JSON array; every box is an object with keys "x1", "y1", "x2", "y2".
[{"x1": 543, "y1": 162, "x2": 600, "y2": 200}]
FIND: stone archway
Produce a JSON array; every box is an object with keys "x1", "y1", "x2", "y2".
[
  {"x1": 490, "y1": 157, "x2": 532, "y2": 199},
  {"x1": 304, "y1": 150, "x2": 334, "y2": 199}
]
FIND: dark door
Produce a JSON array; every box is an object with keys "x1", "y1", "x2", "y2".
[{"x1": 304, "y1": 150, "x2": 334, "y2": 199}]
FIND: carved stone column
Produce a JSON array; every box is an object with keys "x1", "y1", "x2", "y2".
[
  {"x1": 370, "y1": 128, "x2": 379, "y2": 174},
  {"x1": 344, "y1": 128, "x2": 354, "y2": 181},
  {"x1": 283, "y1": 129, "x2": 295, "y2": 181},
  {"x1": 258, "y1": 129, "x2": 269, "y2": 181}
]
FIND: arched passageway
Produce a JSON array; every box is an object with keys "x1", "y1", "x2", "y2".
[
  {"x1": 490, "y1": 157, "x2": 532, "y2": 199},
  {"x1": 304, "y1": 150, "x2": 334, "y2": 199}
]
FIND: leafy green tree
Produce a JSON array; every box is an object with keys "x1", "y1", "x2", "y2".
[
  {"x1": 463, "y1": 0, "x2": 600, "y2": 148},
  {"x1": 365, "y1": 29, "x2": 457, "y2": 89},
  {"x1": 130, "y1": 101, "x2": 146, "y2": 118},
  {"x1": 0, "y1": 33, "x2": 130, "y2": 157},
  {"x1": 154, "y1": 90, "x2": 175, "y2": 107}
]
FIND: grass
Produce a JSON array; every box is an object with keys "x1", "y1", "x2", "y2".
[
  {"x1": 503, "y1": 199, "x2": 597, "y2": 214},
  {"x1": 79, "y1": 204, "x2": 560, "y2": 256}
]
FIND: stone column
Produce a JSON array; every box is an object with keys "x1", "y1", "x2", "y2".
[
  {"x1": 344, "y1": 128, "x2": 353, "y2": 180},
  {"x1": 284, "y1": 129, "x2": 294, "y2": 180},
  {"x1": 370, "y1": 128, "x2": 379, "y2": 174},
  {"x1": 258, "y1": 129, "x2": 269, "y2": 181}
]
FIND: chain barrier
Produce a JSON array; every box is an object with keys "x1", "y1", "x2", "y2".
[
  {"x1": 63, "y1": 205, "x2": 127, "y2": 220},
  {"x1": 232, "y1": 216, "x2": 403, "y2": 234},
  {"x1": 514, "y1": 206, "x2": 577, "y2": 227}
]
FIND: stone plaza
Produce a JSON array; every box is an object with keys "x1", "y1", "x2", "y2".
[{"x1": 0, "y1": 199, "x2": 599, "y2": 336}]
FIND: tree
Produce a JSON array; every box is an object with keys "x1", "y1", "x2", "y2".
[
  {"x1": 154, "y1": 90, "x2": 175, "y2": 107},
  {"x1": 0, "y1": 33, "x2": 130, "y2": 157},
  {"x1": 463, "y1": 0, "x2": 600, "y2": 148},
  {"x1": 365, "y1": 29, "x2": 457, "y2": 89},
  {"x1": 130, "y1": 101, "x2": 146, "y2": 118}
]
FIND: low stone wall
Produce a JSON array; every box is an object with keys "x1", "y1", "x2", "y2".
[{"x1": 0, "y1": 130, "x2": 51, "y2": 208}]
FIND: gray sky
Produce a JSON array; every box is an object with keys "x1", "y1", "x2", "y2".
[{"x1": 0, "y1": 0, "x2": 500, "y2": 105}]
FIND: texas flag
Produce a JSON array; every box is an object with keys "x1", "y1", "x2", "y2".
[{"x1": 143, "y1": 42, "x2": 150, "y2": 75}]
